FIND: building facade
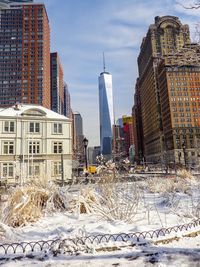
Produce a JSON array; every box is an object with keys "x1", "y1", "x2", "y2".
[
  {"x1": 157, "y1": 44, "x2": 200, "y2": 166},
  {"x1": 98, "y1": 71, "x2": 114, "y2": 156},
  {"x1": 73, "y1": 111, "x2": 84, "y2": 162},
  {"x1": 0, "y1": 1, "x2": 50, "y2": 108},
  {"x1": 0, "y1": 104, "x2": 72, "y2": 185},
  {"x1": 88, "y1": 146, "x2": 101, "y2": 165},
  {"x1": 133, "y1": 79, "x2": 144, "y2": 163},
  {"x1": 64, "y1": 83, "x2": 72, "y2": 118},
  {"x1": 122, "y1": 116, "x2": 134, "y2": 157},
  {"x1": 50, "y1": 52, "x2": 64, "y2": 115},
  {"x1": 136, "y1": 16, "x2": 192, "y2": 163}
]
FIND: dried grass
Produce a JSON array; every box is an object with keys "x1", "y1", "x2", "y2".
[
  {"x1": 177, "y1": 169, "x2": 194, "y2": 179},
  {"x1": 92, "y1": 182, "x2": 140, "y2": 222},
  {"x1": 147, "y1": 177, "x2": 190, "y2": 193},
  {"x1": 3, "y1": 187, "x2": 49, "y2": 227},
  {"x1": 2, "y1": 176, "x2": 69, "y2": 227}
]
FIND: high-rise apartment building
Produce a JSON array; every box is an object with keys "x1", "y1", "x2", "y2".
[
  {"x1": 0, "y1": 0, "x2": 50, "y2": 108},
  {"x1": 136, "y1": 16, "x2": 191, "y2": 163},
  {"x1": 50, "y1": 52, "x2": 64, "y2": 114},
  {"x1": 98, "y1": 69, "x2": 114, "y2": 156}
]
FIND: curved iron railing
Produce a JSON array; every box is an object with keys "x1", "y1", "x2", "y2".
[{"x1": 0, "y1": 218, "x2": 199, "y2": 258}]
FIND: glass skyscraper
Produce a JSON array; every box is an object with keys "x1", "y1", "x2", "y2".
[{"x1": 98, "y1": 71, "x2": 114, "y2": 156}]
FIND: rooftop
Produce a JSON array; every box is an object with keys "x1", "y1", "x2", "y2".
[{"x1": 0, "y1": 104, "x2": 70, "y2": 120}]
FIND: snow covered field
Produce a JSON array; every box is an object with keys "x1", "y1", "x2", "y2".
[{"x1": 0, "y1": 174, "x2": 200, "y2": 266}]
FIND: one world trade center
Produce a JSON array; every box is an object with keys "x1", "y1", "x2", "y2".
[{"x1": 98, "y1": 56, "x2": 114, "y2": 157}]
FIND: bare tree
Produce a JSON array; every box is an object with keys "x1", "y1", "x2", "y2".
[{"x1": 177, "y1": 1, "x2": 200, "y2": 9}]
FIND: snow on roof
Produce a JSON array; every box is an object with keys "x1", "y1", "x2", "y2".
[{"x1": 0, "y1": 104, "x2": 70, "y2": 120}]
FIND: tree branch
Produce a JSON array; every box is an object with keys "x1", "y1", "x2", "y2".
[{"x1": 177, "y1": 1, "x2": 200, "y2": 9}]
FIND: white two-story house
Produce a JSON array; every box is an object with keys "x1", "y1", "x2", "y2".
[{"x1": 0, "y1": 104, "x2": 72, "y2": 185}]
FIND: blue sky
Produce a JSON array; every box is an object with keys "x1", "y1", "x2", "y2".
[{"x1": 35, "y1": 0, "x2": 199, "y2": 146}]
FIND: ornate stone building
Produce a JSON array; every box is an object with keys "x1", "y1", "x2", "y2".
[
  {"x1": 157, "y1": 44, "x2": 200, "y2": 165},
  {"x1": 135, "y1": 16, "x2": 200, "y2": 165}
]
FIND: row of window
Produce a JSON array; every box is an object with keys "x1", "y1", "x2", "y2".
[
  {"x1": 173, "y1": 118, "x2": 193, "y2": 123},
  {"x1": 1, "y1": 161, "x2": 61, "y2": 178},
  {"x1": 170, "y1": 92, "x2": 200, "y2": 97},
  {"x1": 167, "y1": 69, "x2": 200, "y2": 74},
  {"x1": 169, "y1": 77, "x2": 200, "y2": 81},
  {"x1": 173, "y1": 113, "x2": 199, "y2": 118},
  {"x1": 3, "y1": 121, "x2": 63, "y2": 134},
  {"x1": 2, "y1": 141, "x2": 63, "y2": 155}
]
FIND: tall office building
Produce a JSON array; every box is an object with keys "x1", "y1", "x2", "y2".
[
  {"x1": 73, "y1": 111, "x2": 84, "y2": 162},
  {"x1": 122, "y1": 115, "x2": 134, "y2": 157},
  {"x1": 64, "y1": 82, "x2": 72, "y2": 118},
  {"x1": 0, "y1": 0, "x2": 50, "y2": 108},
  {"x1": 157, "y1": 44, "x2": 200, "y2": 165},
  {"x1": 50, "y1": 52, "x2": 64, "y2": 114},
  {"x1": 98, "y1": 63, "x2": 114, "y2": 156},
  {"x1": 133, "y1": 79, "x2": 144, "y2": 163},
  {"x1": 135, "y1": 16, "x2": 200, "y2": 165},
  {"x1": 136, "y1": 16, "x2": 191, "y2": 162}
]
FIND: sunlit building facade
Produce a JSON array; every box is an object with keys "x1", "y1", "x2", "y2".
[
  {"x1": 134, "y1": 15, "x2": 200, "y2": 165},
  {"x1": 98, "y1": 71, "x2": 114, "y2": 156},
  {"x1": 157, "y1": 44, "x2": 200, "y2": 165},
  {"x1": 136, "y1": 16, "x2": 191, "y2": 162},
  {"x1": 0, "y1": 104, "x2": 72, "y2": 185},
  {"x1": 0, "y1": 0, "x2": 50, "y2": 108}
]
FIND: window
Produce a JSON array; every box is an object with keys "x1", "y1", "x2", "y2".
[
  {"x1": 2, "y1": 163, "x2": 13, "y2": 178},
  {"x1": 3, "y1": 141, "x2": 14, "y2": 154},
  {"x1": 53, "y1": 142, "x2": 62, "y2": 153},
  {"x1": 52, "y1": 161, "x2": 61, "y2": 176},
  {"x1": 29, "y1": 165, "x2": 40, "y2": 176},
  {"x1": 29, "y1": 122, "x2": 40, "y2": 133},
  {"x1": 29, "y1": 141, "x2": 40, "y2": 154},
  {"x1": 4, "y1": 121, "x2": 14, "y2": 132},
  {"x1": 53, "y1": 123, "x2": 62, "y2": 134}
]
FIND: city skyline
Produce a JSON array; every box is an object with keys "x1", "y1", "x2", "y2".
[{"x1": 34, "y1": 0, "x2": 199, "y2": 146}]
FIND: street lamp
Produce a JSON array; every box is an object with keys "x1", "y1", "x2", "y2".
[
  {"x1": 83, "y1": 137, "x2": 88, "y2": 180},
  {"x1": 182, "y1": 141, "x2": 187, "y2": 169}
]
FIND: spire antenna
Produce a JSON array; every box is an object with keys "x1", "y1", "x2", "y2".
[{"x1": 103, "y1": 52, "x2": 106, "y2": 72}]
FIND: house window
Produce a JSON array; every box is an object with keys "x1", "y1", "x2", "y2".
[
  {"x1": 4, "y1": 121, "x2": 15, "y2": 132},
  {"x1": 29, "y1": 141, "x2": 40, "y2": 154},
  {"x1": 53, "y1": 123, "x2": 62, "y2": 134},
  {"x1": 52, "y1": 161, "x2": 61, "y2": 176},
  {"x1": 2, "y1": 163, "x2": 14, "y2": 178},
  {"x1": 53, "y1": 142, "x2": 62, "y2": 153},
  {"x1": 29, "y1": 165, "x2": 40, "y2": 176},
  {"x1": 3, "y1": 141, "x2": 14, "y2": 154},
  {"x1": 29, "y1": 122, "x2": 40, "y2": 133}
]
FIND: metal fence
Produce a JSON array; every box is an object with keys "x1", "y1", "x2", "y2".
[{"x1": 0, "y1": 218, "x2": 199, "y2": 259}]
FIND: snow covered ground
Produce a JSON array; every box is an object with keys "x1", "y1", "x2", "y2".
[{"x1": 0, "y1": 175, "x2": 200, "y2": 266}]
